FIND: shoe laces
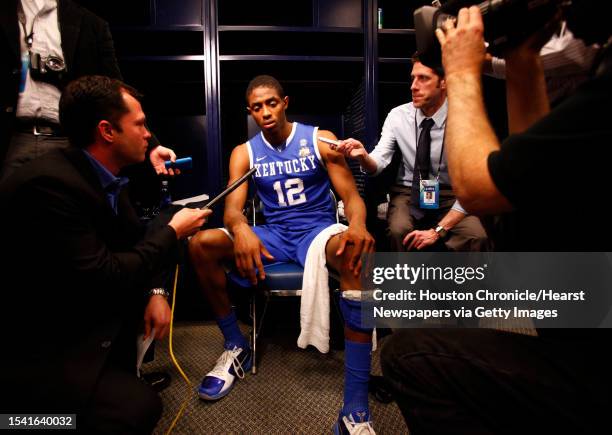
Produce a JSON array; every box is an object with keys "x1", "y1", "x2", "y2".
[
  {"x1": 208, "y1": 346, "x2": 247, "y2": 380},
  {"x1": 342, "y1": 413, "x2": 376, "y2": 435}
]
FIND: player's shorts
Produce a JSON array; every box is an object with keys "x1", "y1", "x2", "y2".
[{"x1": 219, "y1": 221, "x2": 336, "y2": 267}]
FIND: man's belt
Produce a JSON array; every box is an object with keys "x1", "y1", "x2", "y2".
[{"x1": 15, "y1": 118, "x2": 63, "y2": 136}]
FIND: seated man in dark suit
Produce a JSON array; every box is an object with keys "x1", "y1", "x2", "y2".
[{"x1": 0, "y1": 75, "x2": 210, "y2": 434}]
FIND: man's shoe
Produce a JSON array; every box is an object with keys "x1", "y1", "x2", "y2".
[
  {"x1": 369, "y1": 375, "x2": 393, "y2": 404},
  {"x1": 141, "y1": 371, "x2": 171, "y2": 393},
  {"x1": 198, "y1": 345, "x2": 252, "y2": 400},
  {"x1": 333, "y1": 410, "x2": 376, "y2": 435}
]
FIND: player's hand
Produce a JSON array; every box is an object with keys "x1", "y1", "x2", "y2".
[
  {"x1": 336, "y1": 224, "x2": 375, "y2": 277},
  {"x1": 150, "y1": 145, "x2": 181, "y2": 176},
  {"x1": 233, "y1": 225, "x2": 274, "y2": 285},
  {"x1": 403, "y1": 229, "x2": 439, "y2": 251},
  {"x1": 334, "y1": 138, "x2": 369, "y2": 161}
]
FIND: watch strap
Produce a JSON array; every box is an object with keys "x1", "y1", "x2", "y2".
[{"x1": 149, "y1": 288, "x2": 169, "y2": 298}]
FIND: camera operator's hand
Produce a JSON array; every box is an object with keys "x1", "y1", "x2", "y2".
[
  {"x1": 431, "y1": 5, "x2": 513, "y2": 216},
  {"x1": 435, "y1": 6, "x2": 486, "y2": 79}
]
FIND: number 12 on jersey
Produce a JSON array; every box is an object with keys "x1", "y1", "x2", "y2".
[{"x1": 273, "y1": 178, "x2": 306, "y2": 206}]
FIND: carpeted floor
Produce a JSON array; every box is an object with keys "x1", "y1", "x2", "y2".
[{"x1": 146, "y1": 321, "x2": 409, "y2": 434}]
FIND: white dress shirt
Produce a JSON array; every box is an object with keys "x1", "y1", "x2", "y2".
[
  {"x1": 367, "y1": 99, "x2": 466, "y2": 213},
  {"x1": 16, "y1": 0, "x2": 64, "y2": 123}
]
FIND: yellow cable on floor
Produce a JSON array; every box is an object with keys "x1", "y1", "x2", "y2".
[
  {"x1": 168, "y1": 264, "x2": 191, "y2": 386},
  {"x1": 165, "y1": 264, "x2": 192, "y2": 435}
]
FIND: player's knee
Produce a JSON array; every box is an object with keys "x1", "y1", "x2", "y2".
[
  {"x1": 188, "y1": 229, "x2": 223, "y2": 262},
  {"x1": 337, "y1": 243, "x2": 356, "y2": 269},
  {"x1": 326, "y1": 234, "x2": 353, "y2": 272}
]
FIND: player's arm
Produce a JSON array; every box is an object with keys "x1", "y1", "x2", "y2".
[
  {"x1": 225, "y1": 144, "x2": 273, "y2": 284},
  {"x1": 224, "y1": 144, "x2": 251, "y2": 232},
  {"x1": 317, "y1": 130, "x2": 375, "y2": 272}
]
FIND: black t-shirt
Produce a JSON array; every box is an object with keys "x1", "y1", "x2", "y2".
[{"x1": 488, "y1": 55, "x2": 612, "y2": 251}]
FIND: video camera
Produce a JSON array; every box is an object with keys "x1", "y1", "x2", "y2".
[{"x1": 414, "y1": 0, "x2": 566, "y2": 68}]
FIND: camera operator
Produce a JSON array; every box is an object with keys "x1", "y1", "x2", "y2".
[
  {"x1": 381, "y1": 1, "x2": 612, "y2": 433},
  {"x1": 0, "y1": 0, "x2": 177, "y2": 182},
  {"x1": 434, "y1": 1, "x2": 610, "y2": 249}
]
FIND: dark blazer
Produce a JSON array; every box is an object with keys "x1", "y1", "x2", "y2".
[
  {"x1": 0, "y1": 0, "x2": 122, "y2": 148},
  {"x1": 0, "y1": 147, "x2": 180, "y2": 413}
]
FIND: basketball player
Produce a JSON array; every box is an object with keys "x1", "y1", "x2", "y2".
[{"x1": 189, "y1": 75, "x2": 377, "y2": 434}]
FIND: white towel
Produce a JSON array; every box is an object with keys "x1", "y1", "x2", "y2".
[{"x1": 297, "y1": 223, "x2": 347, "y2": 353}]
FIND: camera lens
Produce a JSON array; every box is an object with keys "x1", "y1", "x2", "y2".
[{"x1": 45, "y1": 56, "x2": 66, "y2": 72}]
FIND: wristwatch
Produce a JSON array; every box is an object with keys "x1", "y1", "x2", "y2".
[
  {"x1": 434, "y1": 225, "x2": 447, "y2": 239},
  {"x1": 149, "y1": 288, "x2": 170, "y2": 299}
]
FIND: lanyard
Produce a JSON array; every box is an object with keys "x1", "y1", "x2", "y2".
[
  {"x1": 414, "y1": 110, "x2": 445, "y2": 181},
  {"x1": 18, "y1": 1, "x2": 50, "y2": 49}
]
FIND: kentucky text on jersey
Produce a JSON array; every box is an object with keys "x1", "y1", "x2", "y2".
[
  {"x1": 253, "y1": 155, "x2": 317, "y2": 177},
  {"x1": 246, "y1": 122, "x2": 335, "y2": 228}
]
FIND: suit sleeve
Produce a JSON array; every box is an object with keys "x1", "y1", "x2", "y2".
[{"x1": 22, "y1": 181, "x2": 179, "y2": 294}]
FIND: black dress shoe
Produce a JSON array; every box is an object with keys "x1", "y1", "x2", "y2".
[
  {"x1": 369, "y1": 375, "x2": 394, "y2": 404},
  {"x1": 141, "y1": 371, "x2": 171, "y2": 392}
]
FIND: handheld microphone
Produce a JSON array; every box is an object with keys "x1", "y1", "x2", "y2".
[
  {"x1": 202, "y1": 167, "x2": 257, "y2": 209},
  {"x1": 164, "y1": 157, "x2": 193, "y2": 170}
]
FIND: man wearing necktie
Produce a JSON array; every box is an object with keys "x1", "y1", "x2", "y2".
[{"x1": 336, "y1": 54, "x2": 488, "y2": 252}]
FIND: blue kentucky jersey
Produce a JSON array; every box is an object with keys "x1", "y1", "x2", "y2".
[{"x1": 246, "y1": 122, "x2": 335, "y2": 229}]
